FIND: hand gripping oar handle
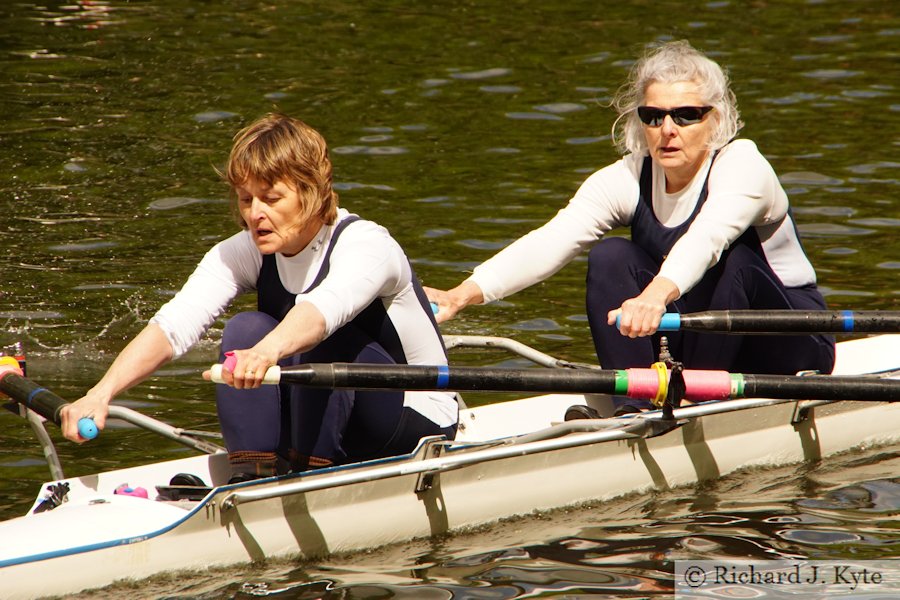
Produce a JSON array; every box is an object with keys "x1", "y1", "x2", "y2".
[
  {"x1": 208, "y1": 360, "x2": 900, "y2": 403},
  {"x1": 617, "y1": 310, "x2": 900, "y2": 334},
  {"x1": 0, "y1": 358, "x2": 98, "y2": 440},
  {"x1": 209, "y1": 353, "x2": 282, "y2": 385}
]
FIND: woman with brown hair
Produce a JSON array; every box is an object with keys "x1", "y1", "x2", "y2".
[{"x1": 62, "y1": 114, "x2": 457, "y2": 480}]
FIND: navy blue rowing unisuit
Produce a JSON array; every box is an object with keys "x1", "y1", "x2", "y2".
[
  {"x1": 216, "y1": 216, "x2": 456, "y2": 477},
  {"x1": 585, "y1": 153, "x2": 835, "y2": 394}
]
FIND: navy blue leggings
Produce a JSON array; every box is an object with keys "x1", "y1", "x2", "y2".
[
  {"x1": 216, "y1": 312, "x2": 455, "y2": 471},
  {"x1": 585, "y1": 238, "x2": 835, "y2": 376}
]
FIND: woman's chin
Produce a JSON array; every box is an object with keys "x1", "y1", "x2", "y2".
[{"x1": 253, "y1": 240, "x2": 280, "y2": 255}]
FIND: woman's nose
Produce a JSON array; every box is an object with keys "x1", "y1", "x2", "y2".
[
  {"x1": 245, "y1": 198, "x2": 263, "y2": 222},
  {"x1": 661, "y1": 115, "x2": 679, "y2": 136}
]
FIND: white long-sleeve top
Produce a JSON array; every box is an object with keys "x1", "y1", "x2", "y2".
[
  {"x1": 150, "y1": 208, "x2": 457, "y2": 427},
  {"x1": 468, "y1": 139, "x2": 816, "y2": 302}
]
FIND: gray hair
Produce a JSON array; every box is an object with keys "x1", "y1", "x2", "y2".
[{"x1": 611, "y1": 40, "x2": 743, "y2": 155}]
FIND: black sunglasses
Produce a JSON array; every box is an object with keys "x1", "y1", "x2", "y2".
[{"x1": 637, "y1": 106, "x2": 713, "y2": 127}]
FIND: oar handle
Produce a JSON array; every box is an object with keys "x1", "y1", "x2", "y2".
[
  {"x1": 78, "y1": 418, "x2": 99, "y2": 440},
  {"x1": 212, "y1": 305, "x2": 442, "y2": 384},
  {"x1": 615, "y1": 313, "x2": 681, "y2": 331},
  {"x1": 209, "y1": 361, "x2": 282, "y2": 384},
  {"x1": 617, "y1": 310, "x2": 900, "y2": 334}
]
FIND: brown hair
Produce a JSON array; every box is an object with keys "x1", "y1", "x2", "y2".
[{"x1": 224, "y1": 114, "x2": 339, "y2": 229}]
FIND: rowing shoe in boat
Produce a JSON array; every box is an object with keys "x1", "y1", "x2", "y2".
[{"x1": 0, "y1": 334, "x2": 898, "y2": 599}]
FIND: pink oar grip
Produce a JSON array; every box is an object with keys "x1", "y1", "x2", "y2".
[
  {"x1": 683, "y1": 370, "x2": 734, "y2": 401},
  {"x1": 223, "y1": 351, "x2": 237, "y2": 373},
  {"x1": 625, "y1": 368, "x2": 733, "y2": 402},
  {"x1": 624, "y1": 368, "x2": 660, "y2": 400}
]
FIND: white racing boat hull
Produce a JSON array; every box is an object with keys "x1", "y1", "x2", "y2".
[{"x1": 1, "y1": 334, "x2": 898, "y2": 599}]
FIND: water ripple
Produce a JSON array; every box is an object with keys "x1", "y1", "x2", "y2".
[
  {"x1": 48, "y1": 241, "x2": 119, "y2": 251},
  {"x1": 779, "y1": 171, "x2": 844, "y2": 186},
  {"x1": 422, "y1": 229, "x2": 454, "y2": 238},
  {"x1": 332, "y1": 145, "x2": 408, "y2": 155},
  {"x1": 791, "y1": 207, "x2": 855, "y2": 217},
  {"x1": 757, "y1": 92, "x2": 820, "y2": 105},
  {"x1": 507, "y1": 318, "x2": 561, "y2": 331},
  {"x1": 842, "y1": 89, "x2": 890, "y2": 99},
  {"x1": 451, "y1": 67, "x2": 512, "y2": 80},
  {"x1": 458, "y1": 239, "x2": 510, "y2": 250},
  {"x1": 849, "y1": 218, "x2": 900, "y2": 228},
  {"x1": 809, "y1": 35, "x2": 854, "y2": 43},
  {"x1": 73, "y1": 283, "x2": 140, "y2": 291},
  {"x1": 415, "y1": 195, "x2": 456, "y2": 204},
  {"x1": 333, "y1": 182, "x2": 396, "y2": 191},
  {"x1": 801, "y1": 69, "x2": 863, "y2": 80},
  {"x1": 822, "y1": 247, "x2": 858, "y2": 255},
  {"x1": 481, "y1": 85, "x2": 522, "y2": 93},
  {"x1": 148, "y1": 197, "x2": 215, "y2": 210},
  {"x1": 798, "y1": 223, "x2": 874, "y2": 237},
  {"x1": 359, "y1": 134, "x2": 393, "y2": 143},
  {"x1": 566, "y1": 136, "x2": 607, "y2": 145},
  {"x1": 505, "y1": 112, "x2": 565, "y2": 121},
  {"x1": 0, "y1": 310, "x2": 64, "y2": 320},
  {"x1": 845, "y1": 161, "x2": 900, "y2": 174},
  {"x1": 193, "y1": 111, "x2": 238, "y2": 123},
  {"x1": 534, "y1": 102, "x2": 587, "y2": 114}
]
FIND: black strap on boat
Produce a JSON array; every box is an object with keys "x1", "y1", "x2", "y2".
[{"x1": 663, "y1": 363, "x2": 686, "y2": 421}]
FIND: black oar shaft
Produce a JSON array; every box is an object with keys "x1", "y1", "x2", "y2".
[
  {"x1": 0, "y1": 371, "x2": 68, "y2": 425},
  {"x1": 742, "y1": 373, "x2": 899, "y2": 401},
  {"x1": 289, "y1": 363, "x2": 619, "y2": 394},
  {"x1": 674, "y1": 310, "x2": 900, "y2": 334},
  {"x1": 0, "y1": 369, "x2": 98, "y2": 439},
  {"x1": 278, "y1": 363, "x2": 900, "y2": 402}
]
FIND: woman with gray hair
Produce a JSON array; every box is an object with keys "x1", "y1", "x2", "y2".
[{"x1": 427, "y1": 41, "x2": 834, "y2": 411}]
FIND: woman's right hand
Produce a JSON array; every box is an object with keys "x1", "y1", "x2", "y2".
[
  {"x1": 424, "y1": 287, "x2": 459, "y2": 324},
  {"x1": 60, "y1": 391, "x2": 110, "y2": 443},
  {"x1": 425, "y1": 281, "x2": 484, "y2": 324}
]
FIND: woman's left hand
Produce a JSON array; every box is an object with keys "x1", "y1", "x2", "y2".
[
  {"x1": 210, "y1": 347, "x2": 279, "y2": 389},
  {"x1": 608, "y1": 276, "x2": 680, "y2": 338}
]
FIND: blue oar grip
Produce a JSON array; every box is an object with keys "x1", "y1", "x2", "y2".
[
  {"x1": 658, "y1": 313, "x2": 681, "y2": 331},
  {"x1": 614, "y1": 313, "x2": 681, "y2": 331},
  {"x1": 430, "y1": 302, "x2": 439, "y2": 315},
  {"x1": 78, "y1": 417, "x2": 98, "y2": 440}
]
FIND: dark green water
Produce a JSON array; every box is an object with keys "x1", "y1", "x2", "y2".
[{"x1": 1, "y1": 1, "x2": 898, "y2": 597}]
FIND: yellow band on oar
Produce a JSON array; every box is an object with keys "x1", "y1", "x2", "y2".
[
  {"x1": 0, "y1": 356, "x2": 21, "y2": 369},
  {"x1": 651, "y1": 361, "x2": 668, "y2": 407}
]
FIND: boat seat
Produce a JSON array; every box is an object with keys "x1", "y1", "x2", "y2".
[{"x1": 564, "y1": 404, "x2": 602, "y2": 421}]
